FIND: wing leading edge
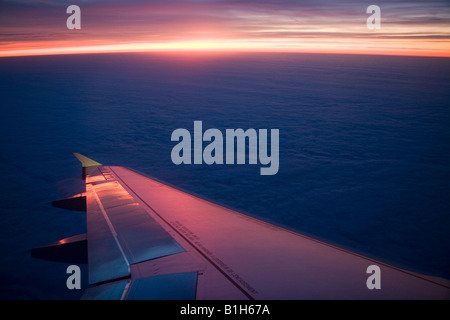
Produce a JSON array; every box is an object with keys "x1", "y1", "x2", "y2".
[{"x1": 63, "y1": 154, "x2": 450, "y2": 299}]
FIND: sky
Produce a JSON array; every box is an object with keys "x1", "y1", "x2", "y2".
[{"x1": 0, "y1": 0, "x2": 449, "y2": 57}]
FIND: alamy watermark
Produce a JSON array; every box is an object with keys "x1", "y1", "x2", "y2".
[
  {"x1": 171, "y1": 121, "x2": 279, "y2": 175},
  {"x1": 66, "y1": 5, "x2": 81, "y2": 30},
  {"x1": 366, "y1": 264, "x2": 381, "y2": 289},
  {"x1": 367, "y1": 5, "x2": 381, "y2": 30},
  {"x1": 66, "y1": 265, "x2": 81, "y2": 290}
]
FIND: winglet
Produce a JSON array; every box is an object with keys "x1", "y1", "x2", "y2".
[
  {"x1": 73, "y1": 153, "x2": 102, "y2": 179},
  {"x1": 73, "y1": 153, "x2": 102, "y2": 167}
]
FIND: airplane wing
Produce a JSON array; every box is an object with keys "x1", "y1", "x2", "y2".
[{"x1": 35, "y1": 154, "x2": 450, "y2": 300}]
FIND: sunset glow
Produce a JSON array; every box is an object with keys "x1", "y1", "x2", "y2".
[{"x1": 1, "y1": 0, "x2": 449, "y2": 58}]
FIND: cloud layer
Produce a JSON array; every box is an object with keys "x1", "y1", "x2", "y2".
[{"x1": 1, "y1": 0, "x2": 449, "y2": 56}]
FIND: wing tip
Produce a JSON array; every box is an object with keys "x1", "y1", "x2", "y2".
[
  {"x1": 73, "y1": 152, "x2": 102, "y2": 167},
  {"x1": 73, "y1": 153, "x2": 102, "y2": 179}
]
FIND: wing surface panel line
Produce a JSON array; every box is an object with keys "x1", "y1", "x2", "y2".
[{"x1": 89, "y1": 183, "x2": 131, "y2": 273}]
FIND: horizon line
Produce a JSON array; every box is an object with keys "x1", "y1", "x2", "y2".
[{"x1": 1, "y1": 42, "x2": 449, "y2": 59}]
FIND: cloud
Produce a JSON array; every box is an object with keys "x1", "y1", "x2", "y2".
[{"x1": 0, "y1": 0, "x2": 449, "y2": 57}]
